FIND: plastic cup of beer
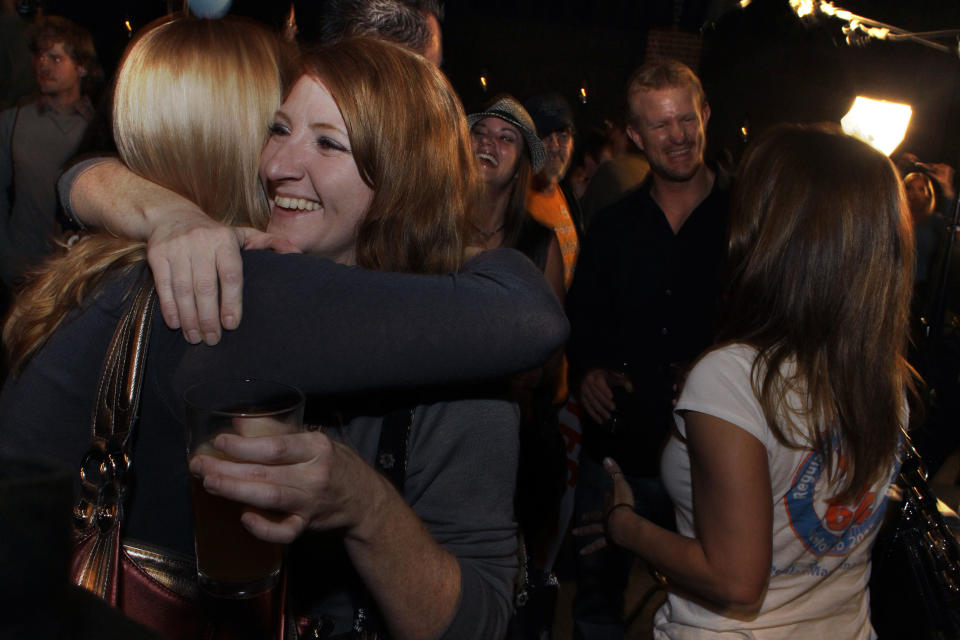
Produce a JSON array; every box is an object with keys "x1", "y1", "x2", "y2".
[{"x1": 183, "y1": 378, "x2": 305, "y2": 599}]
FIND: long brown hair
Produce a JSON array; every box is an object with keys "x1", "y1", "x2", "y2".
[
  {"x1": 500, "y1": 153, "x2": 533, "y2": 250},
  {"x1": 719, "y1": 124, "x2": 915, "y2": 503},
  {"x1": 300, "y1": 37, "x2": 474, "y2": 274},
  {"x1": 5, "y1": 16, "x2": 287, "y2": 374}
]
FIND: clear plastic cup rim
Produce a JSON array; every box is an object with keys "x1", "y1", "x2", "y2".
[{"x1": 182, "y1": 378, "x2": 305, "y2": 418}]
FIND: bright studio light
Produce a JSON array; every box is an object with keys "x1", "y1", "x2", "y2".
[
  {"x1": 840, "y1": 96, "x2": 912, "y2": 156},
  {"x1": 789, "y1": 0, "x2": 816, "y2": 18},
  {"x1": 790, "y1": 0, "x2": 852, "y2": 21}
]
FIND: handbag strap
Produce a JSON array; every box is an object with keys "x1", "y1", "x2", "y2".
[
  {"x1": 73, "y1": 271, "x2": 156, "y2": 598},
  {"x1": 95, "y1": 274, "x2": 156, "y2": 438},
  {"x1": 374, "y1": 407, "x2": 413, "y2": 492},
  {"x1": 348, "y1": 408, "x2": 413, "y2": 639},
  {"x1": 81, "y1": 272, "x2": 155, "y2": 497}
]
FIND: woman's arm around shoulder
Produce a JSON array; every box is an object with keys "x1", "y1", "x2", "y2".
[
  {"x1": 61, "y1": 158, "x2": 297, "y2": 344},
  {"x1": 172, "y1": 249, "x2": 569, "y2": 396}
]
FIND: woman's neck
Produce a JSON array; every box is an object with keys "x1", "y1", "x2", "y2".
[{"x1": 474, "y1": 184, "x2": 512, "y2": 249}]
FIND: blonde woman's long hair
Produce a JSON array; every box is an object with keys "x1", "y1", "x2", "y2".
[
  {"x1": 719, "y1": 124, "x2": 915, "y2": 503},
  {"x1": 301, "y1": 37, "x2": 476, "y2": 275},
  {"x1": 5, "y1": 16, "x2": 288, "y2": 374}
]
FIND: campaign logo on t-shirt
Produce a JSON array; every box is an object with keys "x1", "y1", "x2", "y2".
[{"x1": 785, "y1": 451, "x2": 890, "y2": 557}]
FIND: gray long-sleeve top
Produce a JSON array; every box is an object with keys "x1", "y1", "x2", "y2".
[{"x1": 0, "y1": 247, "x2": 568, "y2": 638}]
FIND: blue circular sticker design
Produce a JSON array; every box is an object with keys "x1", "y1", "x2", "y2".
[{"x1": 784, "y1": 451, "x2": 891, "y2": 557}]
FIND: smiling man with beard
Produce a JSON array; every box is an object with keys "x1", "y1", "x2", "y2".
[{"x1": 565, "y1": 59, "x2": 728, "y2": 640}]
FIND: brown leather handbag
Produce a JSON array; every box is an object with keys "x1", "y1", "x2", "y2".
[{"x1": 70, "y1": 273, "x2": 286, "y2": 639}]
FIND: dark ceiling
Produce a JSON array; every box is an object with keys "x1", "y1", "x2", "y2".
[{"x1": 44, "y1": 0, "x2": 960, "y2": 164}]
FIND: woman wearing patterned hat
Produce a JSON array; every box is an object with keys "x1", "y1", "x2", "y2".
[
  {"x1": 469, "y1": 95, "x2": 568, "y2": 638},
  {"x1": 467, "y1": 94, "x2": 564, "y2": 300}
]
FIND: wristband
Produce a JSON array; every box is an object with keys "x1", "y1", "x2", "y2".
[{"x1": 605, "y1": 502, "x2": 636, "y2": 532}]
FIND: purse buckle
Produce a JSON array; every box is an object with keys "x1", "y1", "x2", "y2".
[{"x1": 74, "y1": 439, "x2": 129, "y2": 530}]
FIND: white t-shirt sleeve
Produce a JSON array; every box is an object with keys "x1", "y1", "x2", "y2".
[{"x1": 674, "y1": 344, "x2": 771, "y2": 449}]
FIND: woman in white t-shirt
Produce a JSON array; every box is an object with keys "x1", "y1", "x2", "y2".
[{"x1": 576, "y1": 124, "x2": 915, "y2": 639}]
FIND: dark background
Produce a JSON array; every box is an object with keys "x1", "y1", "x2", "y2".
[{"x1": 37, "y1": 0, "x2": 960, "y2": 168}]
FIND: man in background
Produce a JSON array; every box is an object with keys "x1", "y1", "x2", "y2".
[
  {"x1": 578, "y1": 121, "x2": 650, "y2": 230},
  {"x1": 525, "y1": 92, "x2": 583, "y2": 291},
  {"x1": 566, "y1": 60, "x2": 727, "y2": 639},
  {"x1": 0, "y1": 15, "x2": 101, "y2": 288},
  {"x1": 318, "y1": 0, "x2": 443, "y2": 65}
]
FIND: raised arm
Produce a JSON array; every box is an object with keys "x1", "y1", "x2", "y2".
[
  {"x1": 169, "y1": 248, "x2": 569, "y2": 396},
  {"x1": 60, "y1": 159, "x2": 297, "y2": 344},
  {"x1": 919, "y1": 161, "x2": 956, "y2": 203}
]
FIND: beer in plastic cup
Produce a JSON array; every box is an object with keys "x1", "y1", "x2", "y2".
[{"x1": 183, "y1": 379, "x2": 304, "y2": 598}]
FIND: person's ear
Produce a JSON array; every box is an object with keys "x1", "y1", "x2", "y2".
[{"x1": 625, "y1": 124, "x2": 644, "y2": 152}]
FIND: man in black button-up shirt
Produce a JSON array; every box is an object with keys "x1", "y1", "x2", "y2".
[{"x1": 567, "y1": 59, "x2": 728, "y2": 640}]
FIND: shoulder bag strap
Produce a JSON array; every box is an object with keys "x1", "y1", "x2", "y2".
[
  {"x1": 374, "y1": 407, "x2": 413, "y2": 492},
  {"x1": 345, "y1": 408, "x2": 413, "y2": 639},
  {"x1": 91, "y1": 272, "x2": 156, "y2": 445},
  {"x1": 72, "y1": 271, "x2": 156, "y2": 600}
]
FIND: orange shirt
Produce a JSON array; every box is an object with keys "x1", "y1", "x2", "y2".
[
  {"x1": 526, "y1": 187, "x2": 579, "y2": 289},
  {"x1": 526, "y1": 186, "x2": 579, "y2": 403}
]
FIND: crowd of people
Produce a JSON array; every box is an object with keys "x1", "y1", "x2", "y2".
[{"x1": 0, "y1": 1, "x2": 955, "y2": 639}]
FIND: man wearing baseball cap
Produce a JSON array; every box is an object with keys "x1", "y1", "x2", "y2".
[{"x1": 524, "y1": 92, "x2": 583, "y2": 291}]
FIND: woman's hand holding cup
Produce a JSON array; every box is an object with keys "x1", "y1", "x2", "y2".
[{"x1": 189, "y1": 429, "x2": 386, "y2": 544}]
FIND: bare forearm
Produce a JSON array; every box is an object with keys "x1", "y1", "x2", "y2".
[
  {"x1": 67, "y1": 157, "x2": 258, "y2": 342},
  {"x1": 68, "y1": 158, "x2": 197, "y2": 240},
  {"x1": 344, "y1": 475, "x2": 461, "y2": 640},
  {"x1": 610, "y1": 511, "x2": 765, "y2": 610}
]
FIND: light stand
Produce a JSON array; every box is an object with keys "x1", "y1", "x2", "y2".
[
  {"x1": 787, "y1": 0, "x2": 960, "y2": 476},
  {"x1": 791, "y1": 0, "x2": 960, "y2": 353},
  {"x1": 789, "y1": 0, "x2": 960, "y2": 57}
]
